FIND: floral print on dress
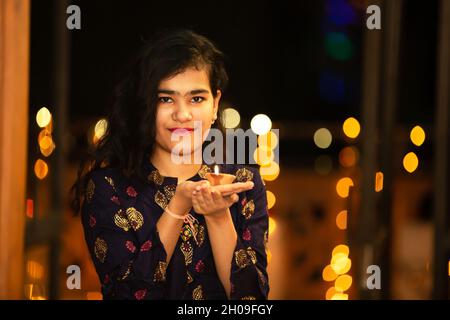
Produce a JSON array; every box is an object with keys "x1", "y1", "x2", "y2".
[
  {"x1": 140, "y1": 240, "x2": 152, "y2": 252},
  {"x1": 94, "y1": 237, "x2": 107, "y2": 263},
  {"x1": 125, "y1": 241, "x2": 136, "y2": 253},
  {"x1": 242, "y1": 199, "x2": 255, "y2": 219},
  {"x1": 126, "y1": 186, "x2": 137, "y2": 197},
  {"x1": 89, "y1": 214, "x2": 96, "y2": 228},
  {"x1": 134, "y1": 289, "x2": 147, "y2": 300},
  {"x1": 110, "y1": 196, "x2": 120, "y2": 205},
  {"x1": 195, "y1": 260, "x2": 205, "y2": 273},
  {"x1": 242, "y1": 228, "x2": 251, "y2": 241}
]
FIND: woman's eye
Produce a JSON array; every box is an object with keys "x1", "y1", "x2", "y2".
[
  {"x1": 159, "y1": 97, "x2": 173, "y2": 103},
  {"x1": 191, "y1": 96, "x2": 205, "y2": 103}
]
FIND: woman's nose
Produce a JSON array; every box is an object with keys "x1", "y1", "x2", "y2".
[{"x1": 173, "y1": 103, "x2": 192, "y2": 122}]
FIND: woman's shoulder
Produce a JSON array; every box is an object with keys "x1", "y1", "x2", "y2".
[
  {"x1": 84, "y1": 166, "x2": 136, "y2": 200},
  {"x1": 86, "y1": 166, "x2": 124, "y2": 185}
]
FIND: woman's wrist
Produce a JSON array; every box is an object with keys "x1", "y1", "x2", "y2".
[
  {"x1": 204, "y1": 208, "x2": 230, "y2": 224},
  {"x1": 168, "y1": 193, "x2": 191, "y2": 217}
]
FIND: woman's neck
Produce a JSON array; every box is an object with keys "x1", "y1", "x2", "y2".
[{"x1": 150, "y1": 148, "x2": 202, "y2": 183}]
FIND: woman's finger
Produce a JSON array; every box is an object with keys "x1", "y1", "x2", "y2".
[
  {"x1": 195, "y1": 187, "x2": 207, "y2": 208},
  {"x1": 222, "y1": 193, "x2": 238, "y2": 207},
  {"x1": 211, "y1": 189, "x2": 221, "y2": 201},
  {"x1": 192, "y1": 193, "x2": 200, "y2": 211},
  {"x1": 201, "y1": 185, "x2": 214, "y2": 207},
  {"x1": 214, "y1": 181, "x2": 254, "y2": 196}
]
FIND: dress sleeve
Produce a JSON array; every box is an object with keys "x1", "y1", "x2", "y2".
[
  {"x1": 229, "y1": 167, "x2": 270, "y2": 300},
  {"x1": 81, "y1": 170, "x2": 168, "y2": 300}
]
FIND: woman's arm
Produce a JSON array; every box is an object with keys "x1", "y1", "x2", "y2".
[
  {"x1": 82, "y1": 170, "x2": 170, "y2": 299},
  {"x1": 156, "y1": 191, "x2": 192, "y2": 263},
  {"x1": 204, "y1": 209, "x2": 237, "y2": 299}
]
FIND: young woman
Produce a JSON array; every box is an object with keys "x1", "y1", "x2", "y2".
[{"x1": 71, "y1": 29, "x2": 269, "y2": 300}]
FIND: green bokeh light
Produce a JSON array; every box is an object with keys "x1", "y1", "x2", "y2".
[{"x1": 325, "y1": 32, "x2": 353, "y2": 61}]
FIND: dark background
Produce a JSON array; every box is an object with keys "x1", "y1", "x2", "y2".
[{"x1": 29, "y1": 0, "x2": 438, "y2": 166}]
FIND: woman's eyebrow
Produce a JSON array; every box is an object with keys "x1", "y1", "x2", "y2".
[{"x1": 157, "y1": 89, "x2": 210, "y2": 95}]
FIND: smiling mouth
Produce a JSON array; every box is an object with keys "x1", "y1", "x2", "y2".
[{"x1": 168, "y1": 128, "x2": 194, "y2": 135}]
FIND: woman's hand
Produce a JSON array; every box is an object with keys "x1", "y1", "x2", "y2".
[
  {"x1": 191, "y1": 180, "x2": 254, "y2": 216},
  {"x1": 167, "y1": 181, "x2": 198, "y2": 216}
]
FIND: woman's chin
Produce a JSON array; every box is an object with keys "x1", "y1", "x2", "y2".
[{"x1": 169, "y1": 145, "x2": 203, "y2": 161}]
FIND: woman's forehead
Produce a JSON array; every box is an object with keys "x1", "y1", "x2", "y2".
[{"x1": 158, "y1": 67, "x2": 211, "y2": 94}]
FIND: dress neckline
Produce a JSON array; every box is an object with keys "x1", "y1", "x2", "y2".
[{"x1": 145, "y1": 160, "x2": 212, "y2": 186}]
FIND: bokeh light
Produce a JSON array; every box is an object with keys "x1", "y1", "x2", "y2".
[
  {"x1": 375, "y1": 171, "x2": 383, "y2": 192},
  {"x1": 314, "y1": 128, "x2": 332, "y2": 149},
  {"x1": 326, "y1": 0, "x2": 357, "y2": 26},
  {"x1": 325, "y1": 32, "x2": 353, "y2": 61},
  {"x1": 331, "y1": 254, "x2": 351, "y2": 274},
  {"x1": 403, "y1": 152, "x2": 419, "y2": 173},
  {"x1": 222, "y1": 108, "x2": 241, "y2": 129},
  {"x1": 266, "y1": 190, "x2": 276, "y2": 210},
  {"x1": 253, "y1": 146, "x2": 275, "y2": 166},
  {"x1": 339, "y1": 146, "x2": 359, "y2": 167},
  {"x1": 94, "y1": 119, "x2": 108, "y2": 143},
  {"x1": 40, "y1": 142, "x2": 55, "y2": 157},
  {"x1": 332, "y1": 244, "x2": 349, "y2": 257},
  {"x1": 336, "y1": 177, "x2": 354, "y2": 198},
  {"x1": 250, "y1": 114, "x2": 272, "y2": 135},
  {"x1": 335, "y1": 275, "x2": 352, "y2": 292},
  {"x1": 343, "y1": 117, "x2": 360, "y2": 139},
  {"x1": 331, "y1": 253, "x2": 347, "y2": 270},
  {"x1": 268, "y1": 216, "x2": 277, "y2": 235},
  {"x1": 36, "y1": 107, "x2": 52, "y2": 128},
  {"x1": 322, "y1": 265, "x2": 338, "y2": 282},
  {"x1": 38, "y1": 129, "x2": 53, "y2": 150},
  {"x1": 258, "y1": 131, "x2": 279, "y2": 150},
  {"x1": 336, "y1": 210, "x2": 347, "y2": 230},
  {"x1": 34, "y1": 159, "x2": 49, "y2": 180},
  {"x1": 410, "y1": 125, "x2": 426, "y2": 146},
  {"x1": 331, "y1": 293, "x2": 349, "y2": 300},
  {"x1": 336, "y1": 258, "x2": 351, "y2": 275},
  {"x1": 260, "y1": 161, "x2": 280, "y2": 181},
  {"x1": 325, "y1": 287, "x2": 337, "y2": 300}
]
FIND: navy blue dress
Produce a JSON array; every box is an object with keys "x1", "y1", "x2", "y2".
[{"x1": 81, "y1": 161, "x2": 269, "y2": 300}]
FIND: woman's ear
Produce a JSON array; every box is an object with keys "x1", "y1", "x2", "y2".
[{"x1": 213, "y1": 90, "x2": 222, "y2": 120}]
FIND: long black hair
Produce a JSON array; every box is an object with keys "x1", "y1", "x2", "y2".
[{"x1": 70, "y1": 29, "x2": 229, "y2": 214}]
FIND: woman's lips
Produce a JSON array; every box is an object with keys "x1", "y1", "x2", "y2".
[{"x1": 168, "y1": 128, "x2": 194, "y2": 135}]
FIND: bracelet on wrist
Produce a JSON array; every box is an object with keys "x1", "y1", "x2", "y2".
[{"x1": 164, "y1": 206, "x2": 199, "y2": 243}]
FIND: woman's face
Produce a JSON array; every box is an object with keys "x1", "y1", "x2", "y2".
[{"x1": 154, "y1": 66, "x2": 221, "y2": 160}]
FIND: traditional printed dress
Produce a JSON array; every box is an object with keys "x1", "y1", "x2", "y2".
[{"x1": 81, "y1": 160, "x2": 269, "y2": 300}]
